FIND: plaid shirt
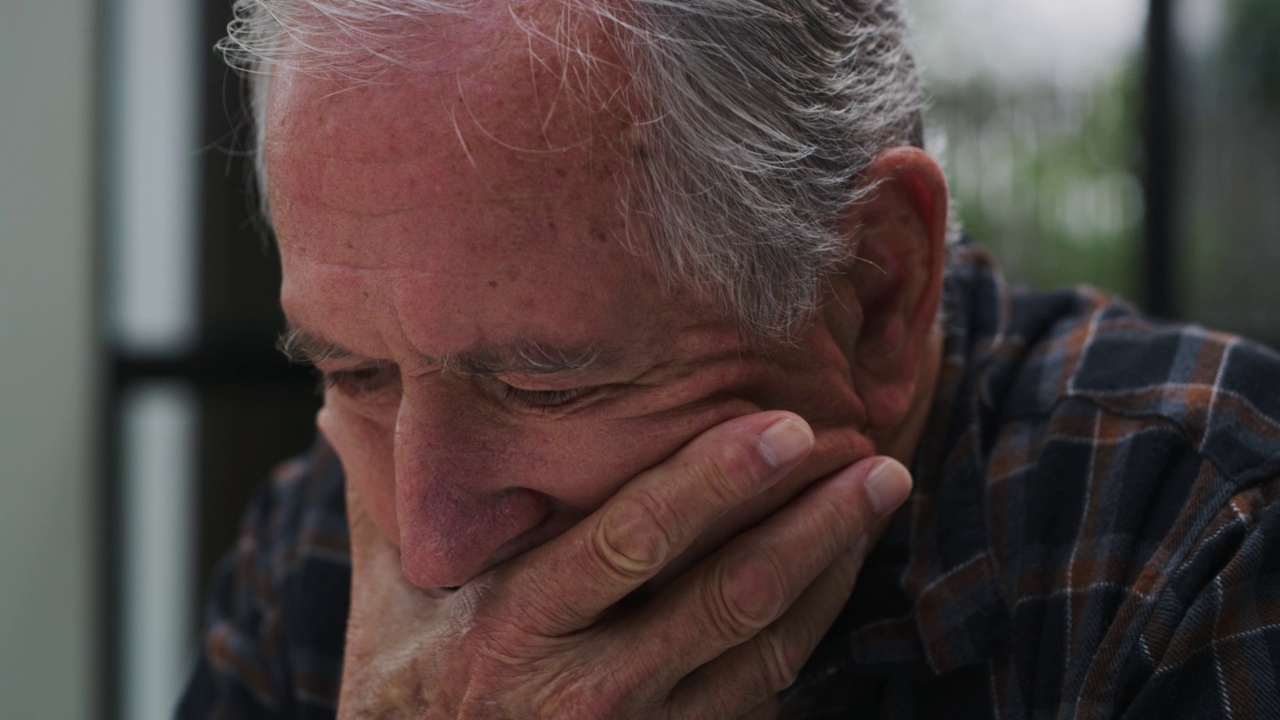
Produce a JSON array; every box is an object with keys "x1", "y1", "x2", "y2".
[{"x1": 178, "y1": 243, "x2": 1280, "y2": 719}]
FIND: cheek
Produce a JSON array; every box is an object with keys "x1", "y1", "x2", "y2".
[
  {"x1": 523, "y1": 403, "x2": 749, "y2": 512},
  {"x1": 318, "y1": 388, "x2": 758, "y2": 556},
  {"x1": 317, "y1": 403, "x2": 400, "y2": 544}
]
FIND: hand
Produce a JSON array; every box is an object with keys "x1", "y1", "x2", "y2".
[{"x1": 336, "y1": 411, "x2": 913, "y2": 719}]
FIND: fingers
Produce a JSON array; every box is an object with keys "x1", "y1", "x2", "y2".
[
  {"x1": 630, "y1": 457, "x2": 912, "y2": 698},
  {"x1": 669, "y1": 552, "x2": 859, "y2": 720},
  {"x1": 504, "y1": 412, "x2": 817, "y2": 636},
  {"x1": 737, "y1": 697, "x2": 782, "y2": 720}
]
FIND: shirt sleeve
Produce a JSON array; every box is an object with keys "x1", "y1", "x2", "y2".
[
  {"x1": 177, "y1": 442, "x2": 350, "y2": 720},
  {"x1": 1107, "y1": 475, "x2": 1280, "y2": 719},
  {"x1": 176, "y1": 477, "x2": 299, "y2": 720}
]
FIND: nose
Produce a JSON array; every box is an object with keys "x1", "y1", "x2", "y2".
[{"x1": 392, "y1": 392, "x2": 552, "y2": 589}]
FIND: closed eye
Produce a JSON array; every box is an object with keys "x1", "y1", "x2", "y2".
[
  {"x1": 501, "y1": 385, "x2": 589, "y2": 409},
  {"x1": 322, "y1": 364, "x2": 400, "y2": 400}
]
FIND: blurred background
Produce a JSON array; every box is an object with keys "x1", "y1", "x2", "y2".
[{"x1": 1, "y1": 0, "x2": 1276, "y2": 718}]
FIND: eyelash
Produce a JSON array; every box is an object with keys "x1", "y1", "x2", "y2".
[
  {"x1": 320, "y1": 365, "x2": 398, "y2": 398},
  {"x1": 502, "y1": 386, "x2": 587, "y2": 408},
  {"x1": 320, "y1": 366, "x2": 588, "y2": 410}
]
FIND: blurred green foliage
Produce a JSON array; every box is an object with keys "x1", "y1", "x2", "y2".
[
  {"x1": 929, "y1": 64, "x2": 1145, "y2": 299},
  {"x1": 916, "y1": 1, "x2": 1279, "y2": 343}
]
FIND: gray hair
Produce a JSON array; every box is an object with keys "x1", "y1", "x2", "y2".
[{"x1": 220, "y1": 0, "x2": 931, "y2": 337}]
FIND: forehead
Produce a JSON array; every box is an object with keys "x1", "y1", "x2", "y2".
[
  {"x1": 263, "y1": 2, "x2": 643, "y2": 249},
  {"x1": 263, "y1": 5, "x2": 681, "y2": 356},
  {"x1": 263, "y1": 3, "x2": 637, "y2": 163}
]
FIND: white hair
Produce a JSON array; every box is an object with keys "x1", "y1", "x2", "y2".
[{"x1": 220, "y1": 0, "x2": 935, "y2": 337}]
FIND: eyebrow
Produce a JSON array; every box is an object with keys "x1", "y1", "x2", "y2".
[
  {"x1": 277, "y1": 322, "x2": 617, "y2": 376},
  {"x1": 277, "y1": 324, "x2": 362, "y2": 364}
]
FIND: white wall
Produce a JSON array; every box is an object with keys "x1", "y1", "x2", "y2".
[{"x1": 0, "y1": 0, "x2": 101, "y2": 718}]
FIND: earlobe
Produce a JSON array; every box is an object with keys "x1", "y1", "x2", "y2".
[{"x1": 841, "y1": 147, "x2": 949, "y2": 433}]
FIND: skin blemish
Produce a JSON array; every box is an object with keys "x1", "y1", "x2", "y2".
[{"x1": 488, "y1": 280, "x2": 498, "y2": 289}]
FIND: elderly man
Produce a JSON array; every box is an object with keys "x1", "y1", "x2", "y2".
[{"x1": 180, "y1": 0, "x2": 1280, "y2": 717}]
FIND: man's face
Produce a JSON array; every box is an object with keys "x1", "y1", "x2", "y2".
[{"x1": 267, "y1": 16, "x2": 871, "y2": 590}]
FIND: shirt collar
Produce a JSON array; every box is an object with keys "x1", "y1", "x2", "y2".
[{"x1": 792, "y1": 241, "x2": 1015, "y2": 691}]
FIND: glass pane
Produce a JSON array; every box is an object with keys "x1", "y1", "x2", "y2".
[
  {"x1": 1176, "y1": 0, "x2": 1280, "y2": 347},
  {"x1": 104, "y1": 0, "x2": 202, "y2": 355},
  {"x1": 119, "y1": 383, "x2": 197, "y2": 720},
  {"x1": 903, "y1": 0, "x2": 1148, "y2": 299}
]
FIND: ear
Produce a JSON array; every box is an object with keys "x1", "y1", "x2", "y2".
[{"x1": 841, "y1": 147, "x2": 949, "y2": 434}]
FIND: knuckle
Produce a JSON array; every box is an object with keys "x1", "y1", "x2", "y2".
[
  {"x1": 535, "y1": 663, "x2": 624, "y2": 720},
  {"x1": 682, "y1": 457, "x2": 740, "y2": 508},
  {"x1": 758, "y1": 628, "x2": 809, "y2": 692},
  {"x1": 496, "y1": 583, "x2": 583, "y2": 636},
  {"x1": 710, "y1": 553, "x2": 787, "y2": 640},
  {"x1": 594, "y1": 495, "x2": 676, "y2": 579},
  {"x1": 684, "y1": 441, "x2": 762, "y2": 506}
]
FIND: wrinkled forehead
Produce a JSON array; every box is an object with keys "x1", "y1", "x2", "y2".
[{"x1": 261, "y1": 0, "x2": 645, "y2": 210}]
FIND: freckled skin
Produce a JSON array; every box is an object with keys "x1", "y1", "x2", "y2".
[{"x1": 268, "y1": 10, "x2": 905, "y2": 590}]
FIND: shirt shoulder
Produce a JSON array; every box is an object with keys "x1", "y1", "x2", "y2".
[
  {"x1": 964, "y1": 279, "x2": 1280, "y2": 716},
  {"x1": 984, "y1": 279, "x2": 1280, "y2": 489},
  {"x1": 177, "y1": 439, "x2": 350, "y2": 720}
]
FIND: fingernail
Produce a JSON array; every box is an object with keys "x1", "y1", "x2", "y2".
[
  {"x1": 864, "y1": 459, "x2": 911, "y2": 515},
  {"x1": 757, "y1": 418, "x2": 814, "y2": 469}
]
